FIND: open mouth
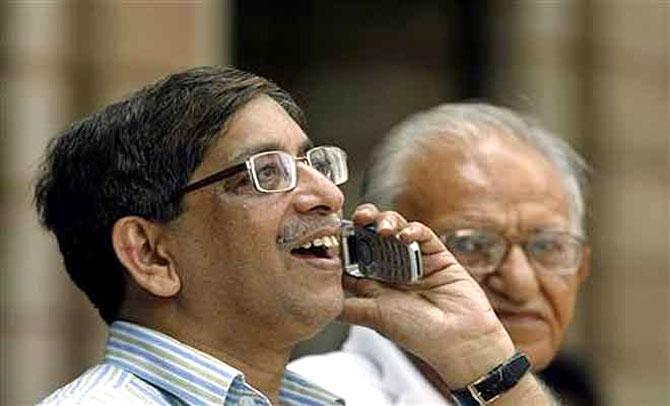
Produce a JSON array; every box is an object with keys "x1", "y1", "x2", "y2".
[{"x1": 290, "y1": 235, "x2": 340, "y2": 259}]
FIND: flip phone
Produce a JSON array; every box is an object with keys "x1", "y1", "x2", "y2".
[{"x1": 340, "y1": 220, "x2": 423, "y2": 284}]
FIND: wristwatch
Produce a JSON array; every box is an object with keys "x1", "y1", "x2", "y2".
[{"x1": 451, "y1": 351, "x2": 531, "y2": 405}]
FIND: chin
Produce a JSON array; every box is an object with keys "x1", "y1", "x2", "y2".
[
  {"x1": 310, "y1": 289, "x2": 345, "y2": 326},
  {"x1": 286, "y1": 288, "x2": 345, "y2": 339}
]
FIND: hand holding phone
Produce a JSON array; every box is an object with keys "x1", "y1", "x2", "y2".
[
  {"x1": 338, "y1": 205, "x2": 543, "y2": 401},
  {"x1": 340, "y1": 220, "x2": 423, "y2": 284}
]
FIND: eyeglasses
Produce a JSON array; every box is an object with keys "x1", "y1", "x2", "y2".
[
  {"x1": 178, "y1": 145, "x2": 348, "y2": 196},
  {"x1": 441, "y1": 229, "x2": 584, "y2": 276}
]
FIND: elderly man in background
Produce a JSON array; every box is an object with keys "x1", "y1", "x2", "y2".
[{"x1": 290, "y1": 103, "x2": 592, "y2": 404}]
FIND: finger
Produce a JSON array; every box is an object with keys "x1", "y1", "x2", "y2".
[
  {"x1": 352, "y1": 203, "x2": 379, "y2": 226},
  {"x1": 397, "y1": 222, "x2": 450, "y2": 256},
  {"x1": 417, "y1": 251, "x2": 472, "y2": 284},
  {"x1": 395, "y1": 222, "x2": 473, "y2": 280},
  {"x1": 374, "y1": 211, "x2": 409, "y2": 237},
  {"x1": 420, "y1": 251, "x2": 460, "y2": 274}
]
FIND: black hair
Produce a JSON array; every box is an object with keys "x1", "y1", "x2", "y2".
[{"x1": 34, "y1": 66, "x2": 304, "y2": 323}]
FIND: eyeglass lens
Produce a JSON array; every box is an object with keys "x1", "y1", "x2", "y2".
[
  {"x1": 307, "y1": 147, "x2": 348, "y2": 186},
  {"x1": 250, "y1": 152, "x2": 296, "y2": 192},
  {"x1": 527, "y1": 233, "x2": 582, "y2": 270},
  {"x1": 443, "y1": 230, "x2": 582, "y2": 275},
  {"x1": 249, "y1": 147, "x2": 347, "y2": 193}
]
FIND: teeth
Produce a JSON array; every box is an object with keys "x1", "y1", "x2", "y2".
[{"x1": 297, "y1": 235, "x2": 340, "y2": 250}]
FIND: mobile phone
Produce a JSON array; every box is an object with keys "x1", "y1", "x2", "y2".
[{"x1": 340, "y1": 220, "x2": 423, "y2": 284}]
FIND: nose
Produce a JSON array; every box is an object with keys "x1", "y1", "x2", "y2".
[
  {"x1": 292, "y1": 164, "x2": 344, "y2": 215},
  {"x1": 485, "y1": 245, "x2": 540, "y2": 304}
]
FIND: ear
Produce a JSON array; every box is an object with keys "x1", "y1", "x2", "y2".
[
  {"x1": 112, "y1": 216, "x2": 181, "y2": 297},
  {"x1": 577, "y1": 243, "x2": 591, "y2": 283}
]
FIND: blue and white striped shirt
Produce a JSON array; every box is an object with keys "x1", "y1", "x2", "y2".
[{"x1": 39, "y1": 321, "x2": 344, "y2": 405}]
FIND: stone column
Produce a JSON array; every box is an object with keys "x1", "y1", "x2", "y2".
[{"x1": 586, "y1": 1, "x2": 669, "y2": 404}]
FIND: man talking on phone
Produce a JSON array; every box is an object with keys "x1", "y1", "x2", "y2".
[
  {"x1": 37, "y1": 67, "x2": 553, "y2": 405},
  {"x1": 290, "y1": 103, "x2": 592, "y2": 404}
]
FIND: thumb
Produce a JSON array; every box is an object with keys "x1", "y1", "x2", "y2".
[
  {"x1": 341, "y1": 274, "x2": 388, "y2": 298},
  {"x1": 339, "y1": 275, "x2": 388, "y2": 329},
  {"x1": 338, "y1": 297, "x2": 383, "y2": 330}
]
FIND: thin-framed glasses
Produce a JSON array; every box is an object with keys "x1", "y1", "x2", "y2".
[
  {"x1": 441, "y1": 229, "x2": 585, "y2": 276},
  {"x1": 177, "y1": 145, "x2": 348, "y2": 196}
]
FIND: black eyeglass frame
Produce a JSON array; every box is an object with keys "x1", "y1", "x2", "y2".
[
  {"x1": 175, "y1": 145, "x2": 347, "y2": 197},
  {"x1": 441, "y1": 229, "x2": 586, "y2": 276}
]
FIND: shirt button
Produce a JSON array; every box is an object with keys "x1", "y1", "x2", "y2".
[{"x1": 239, "y1": 396, "x2": 257, "y2": 406}]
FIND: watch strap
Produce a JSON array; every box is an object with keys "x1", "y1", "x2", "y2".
[{"x1": 451, "y1": 351, "x2": 531, "y2": 405}]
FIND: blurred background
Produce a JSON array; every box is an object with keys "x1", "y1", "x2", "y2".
[{"x1": 1, "y1": 1, "x2": 668, "y2": 404}]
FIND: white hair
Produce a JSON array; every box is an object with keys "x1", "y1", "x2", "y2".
[{"x1": 361, "y1": 103, "x2": 590, "y2": 236}]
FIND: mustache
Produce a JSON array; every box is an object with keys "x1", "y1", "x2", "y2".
[{"x1": 277, "y1": 214, "x2": 342, "y2": 249}]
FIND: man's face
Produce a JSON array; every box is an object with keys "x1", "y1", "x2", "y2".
[
  {"x1": 395, "y1": 134, "x2": 588, "y2": 370},
  {"x1": 165, "y1": 96, "x2": 345, "y2": 343}
]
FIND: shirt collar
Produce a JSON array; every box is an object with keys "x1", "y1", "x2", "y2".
[
  {"x1": 104, "y1": 321, "x2": 342, "y2": 405},
  {"x1": 104, "y1": 320, "x2": 243, "y2": 405},
  {"x1": 280, "y1": 370, "x2": 344, "y2": 405}
]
